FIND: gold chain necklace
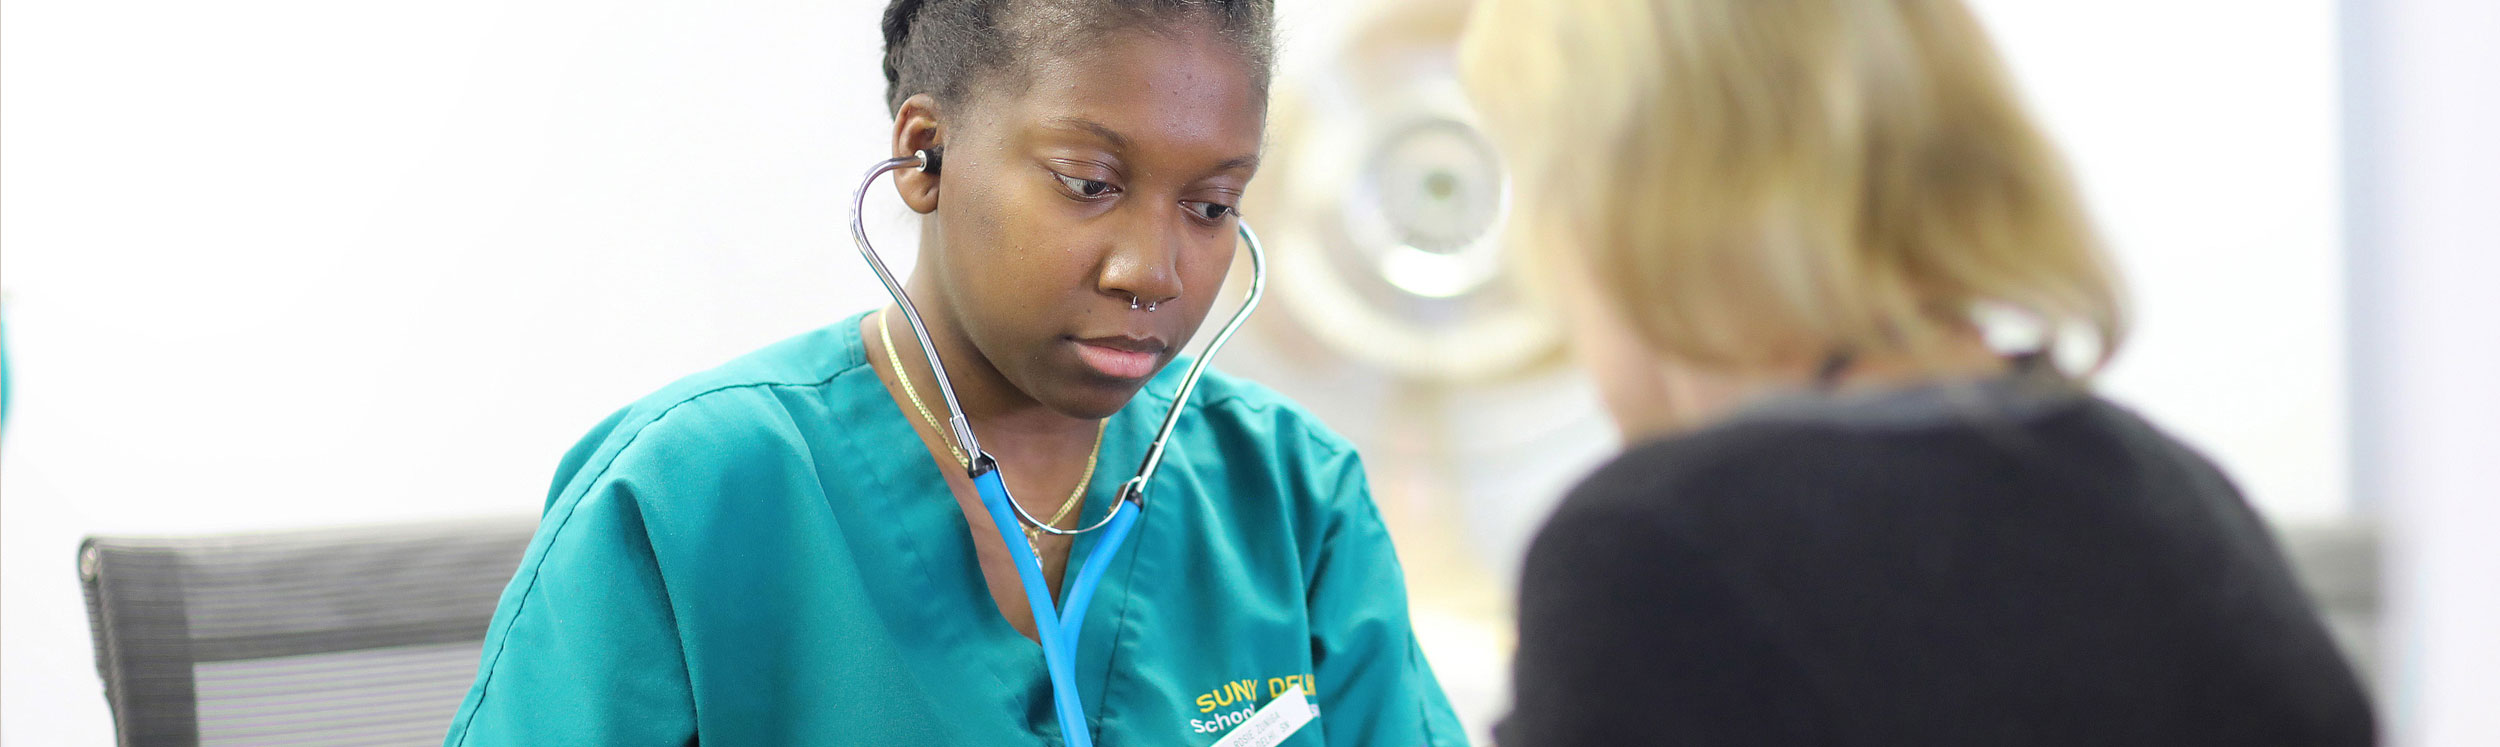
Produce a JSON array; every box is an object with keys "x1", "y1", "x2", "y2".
[{"x1": 879, "y1": 309, "x2": 1101, "y2": 556}]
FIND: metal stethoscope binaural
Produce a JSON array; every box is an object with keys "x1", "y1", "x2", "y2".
[{"x1": 849, "y1": 149, "x2": 1267, "y2": 747}]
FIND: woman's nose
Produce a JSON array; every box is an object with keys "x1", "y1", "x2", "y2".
[{"x1": 1097, "y1": 214, "x2": 1185, "y2": 308}]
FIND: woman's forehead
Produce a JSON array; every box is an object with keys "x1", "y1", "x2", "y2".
[{"x1": 994, "y1": 24, "x2": 1266, "y2": 164}]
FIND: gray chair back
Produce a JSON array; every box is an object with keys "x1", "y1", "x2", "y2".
[
  {"x1": 2276, "y1": 519, "x2": 2383, "y2": 692},
  {"x1": 80, "y1": 517, "x2": 536, "y2": 746}
]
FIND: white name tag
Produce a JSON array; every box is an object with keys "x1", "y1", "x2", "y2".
[{"x1": 1210, "y1": 687, "x2": 1317, "y2": 747}]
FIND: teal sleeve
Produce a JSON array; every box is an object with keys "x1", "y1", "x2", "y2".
[
  {"x1": 545, "y1": 407, "x2": 633, "y2": 512},
  {"x1": 1306, "y1": 451, "x2": 1471, "y2": 747},
  {"x1": 444, "y1": 471, "x2": 697, "y2": 746}
]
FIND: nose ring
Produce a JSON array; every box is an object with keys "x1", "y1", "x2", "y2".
[{"x1": 1129, "y1": 296, "x2": 1159, "y2": 312}]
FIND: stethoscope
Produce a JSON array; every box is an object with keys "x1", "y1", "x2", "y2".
[{"x1": 849, "y1": 149, "x2": 1267, "y2": 747}]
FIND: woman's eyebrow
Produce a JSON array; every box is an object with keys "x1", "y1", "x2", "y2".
[
  {"x1": 1045, "y1": 117, "x2": 1131, "y2": 150},
  {"x1": 1207, "y1": 154, "x2": 1260, "y2": 175},
  {"x1": 1043, "y1": 116, "x2": 1260, "y2": 175}
]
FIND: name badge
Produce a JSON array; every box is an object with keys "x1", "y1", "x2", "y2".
[{"x1": 1210, "y1": 687, "x2": 1317, "y2": 747}]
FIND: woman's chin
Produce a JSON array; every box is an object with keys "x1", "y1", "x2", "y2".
[{"x1": 1047, "y1": 375, "x2": 1154, "y2": 421}]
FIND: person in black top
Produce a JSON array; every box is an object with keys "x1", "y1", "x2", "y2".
[
  {"x1": 1503, "y1": 364, "x2": 2376, "y2": 745},
  {"x1": 1455, "y1": 0, "x2": 2376, "y2": 744}
]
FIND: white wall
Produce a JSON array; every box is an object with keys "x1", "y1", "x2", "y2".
[
  {"x1": 0, "y1": 2, "x2": 908, "y2": 743},
  {"x1": 2346, "y1": 0, "x2": 2500, "y2": 744},
  {"x1": 0, "y1": 0, "x2": 2374, "y2": 744},
  {"x1": 1964, "y1": 0, "x2": 2349, "y2": 521}
]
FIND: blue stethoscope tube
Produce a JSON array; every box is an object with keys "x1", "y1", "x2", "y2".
[
  {"x1": 848, "y1": 152, "x2": 1268, "y2": 746},
  {"x1": 975, "y1": 467, "x2": 1139, "y2": 745}
]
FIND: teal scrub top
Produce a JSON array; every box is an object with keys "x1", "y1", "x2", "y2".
[{"x1": 444, "y1": 312, "x2": 1468, "y2": 746}]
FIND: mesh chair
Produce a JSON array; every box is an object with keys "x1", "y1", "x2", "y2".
[{"x1": 80, "y1": 517, "x2": 537, "y2": 746}]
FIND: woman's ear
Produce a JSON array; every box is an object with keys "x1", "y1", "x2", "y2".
[{"x1": 890, "y1": 94, "x2": 944, "y2": 214}]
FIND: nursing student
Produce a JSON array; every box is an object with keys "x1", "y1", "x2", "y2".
[
  {"x1": 443, "y1": 0, "x2": 1465, "y2": 744},
  {"x1": 1461, "y1": 0, "x2": 2375, "y2": 745}
]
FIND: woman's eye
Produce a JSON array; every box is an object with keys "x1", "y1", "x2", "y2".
[
  {"x1": 1183, "y1": 201, "x2": 1237, "y2": 222},
  {"x1": 1053, "y1": 172, "x2": 1115, "y2": 199}
]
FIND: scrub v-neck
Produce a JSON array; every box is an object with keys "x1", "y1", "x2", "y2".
[{"x1": 831, "y1": 312, "x2": 1147, "y2": 742}]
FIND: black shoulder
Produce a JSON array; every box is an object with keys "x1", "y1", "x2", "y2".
[{"x1": 1558, "y1": 418, "x2": 1861, "y2": 522}]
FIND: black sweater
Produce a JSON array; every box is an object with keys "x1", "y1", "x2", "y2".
[{"x1": 1499, "y1": 375, "x2": 2375, "y2": 746}]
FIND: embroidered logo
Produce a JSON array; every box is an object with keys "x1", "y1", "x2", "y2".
[{"x1": 1187, "y1": 673, "x2": 1316, "y2": 735}]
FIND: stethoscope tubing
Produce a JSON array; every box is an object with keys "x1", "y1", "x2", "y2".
[{"x1": 975, "y1": 468, "x2": 1138, "y2": 747}]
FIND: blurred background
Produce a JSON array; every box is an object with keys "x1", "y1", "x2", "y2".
[{"x1": 2, "y1": 0, "x2": 2492, "y2": 744}]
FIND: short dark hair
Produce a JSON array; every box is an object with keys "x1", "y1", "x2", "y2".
[{"x1": 880, "y1": 0, "x2": 1276, "y2": 115}]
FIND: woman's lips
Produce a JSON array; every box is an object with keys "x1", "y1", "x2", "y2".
[{"x1": 1071, "y1": 337, "x2": 1165, "y2": 380}]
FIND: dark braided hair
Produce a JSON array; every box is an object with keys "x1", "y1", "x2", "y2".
[{"x1": 880, "y1": 0, "x2": 1276, "y2": 115}]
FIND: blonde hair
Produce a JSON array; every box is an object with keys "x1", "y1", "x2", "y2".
[{"x1": 1461, "y1": 0, "x2": 2125, "y2": 373}]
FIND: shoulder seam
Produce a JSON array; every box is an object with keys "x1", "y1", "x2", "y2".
[
  {"x1": 1186, "y1": 389, "x2": 1354, "y2": 460},
  {"x1": 450, "y1": 369, "x2": 853, "y2": 741}
]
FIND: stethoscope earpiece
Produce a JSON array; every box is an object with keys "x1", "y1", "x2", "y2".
[{"x1": 915, "y1": 147, "x2": 943, "y2": 175}]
